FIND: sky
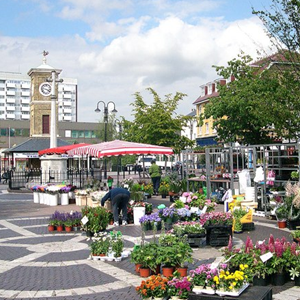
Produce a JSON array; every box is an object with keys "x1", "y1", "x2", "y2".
[{"x1": 0, "y1": 0, "x2": 275, "y2": 123}]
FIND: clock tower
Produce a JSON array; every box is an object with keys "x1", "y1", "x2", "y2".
[{"x1": 27, "y1": 52, "x2": 62, "y2": 139}]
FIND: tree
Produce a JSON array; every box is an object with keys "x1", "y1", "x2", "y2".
[
  {"x1": 200, "y1": 53, "x2": 300, "y2": 145},
  {"x1": 253, "y1": 0, "x2": 300, "y2": 79},
  {"x1": 122, "y1": 88, "x2": 194, "y2": 153}
]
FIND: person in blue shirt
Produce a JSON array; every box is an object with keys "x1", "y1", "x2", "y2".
[{"x1": 101, "y1": 187, "x2": 130, "y2": 226}]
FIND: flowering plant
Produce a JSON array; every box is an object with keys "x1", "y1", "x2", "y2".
[
  {"x1": 143, "y1": 183, "x2": 154, "y2": 195},
  {"x1": 181, "y1": 192, "x2": 217, "y2": 212},
  {"x1": 46, "y1": 185, "x2": 61, "y2": 195},
  {"x1": 90, "y1": 191, "x2": 107, "y2": 202},
  {"x1": 167, "y1": 277, "x2": 192, "y2": 299},
  {"x1": 59, "y1": 185, "x2": 72, "y2": 194},
  {"x1": 122, "y1": 177, "x2": 134, "y2": 189},
  {"x1": 200, "y1": 212, "x2": 233, "y2": 227},
  {"x1": 190, "y1": 263, "x2": 218, "y2": 289},
  {"x1": 139, "y1": 212, "x2": 161, "y2": 225},
  {"x1": 90, "y1": 232, "x2": 110, "y2": 256},
  {"x1": 158, "y1": 181, "x2": 170, "y2": 194},
  {"x1": 172, "y1": 221, "x2": 205, "y2": 236},
  {"x1": 214, "y1": 264, "x2": 248, "y2": 292},
  {"x1": 129, "y1": 200, "x2": 146, "y2": 207},
  {"x1": 159, "y1": 207, "x2": 178, "y2": 222},
  {"x1": 136, "y1": 274, "x2": 168, "y2": 298},
  {"x1": 75, "y1": 189, "x2": 88, "y2": 196}
]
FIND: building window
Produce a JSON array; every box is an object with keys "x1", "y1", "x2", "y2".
[
  {"x1": 205, "y1": 122, "x2": 209, "y2": 134},
  {"x1": 65, "y1": 130, "x2": 71, "y2": 137},
  {"x1": 42, "y1": 115, "x2": 50, "y2": 134}
]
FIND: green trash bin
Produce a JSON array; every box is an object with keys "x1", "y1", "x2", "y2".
[{"x1": 107, "y1": 177, "x2": 114, "y2": 188}]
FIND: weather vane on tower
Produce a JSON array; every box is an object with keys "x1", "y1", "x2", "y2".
[{"x1": 42, "y1": 50, "x2": 49, "y2": 64}]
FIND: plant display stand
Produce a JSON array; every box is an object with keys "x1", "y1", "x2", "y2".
[
  {"x1": 188, "y1": 286, "x2": 272, "y2": 300},
  {"x1": 242, "y1": 222, "x2": 255, "y2": 231},
  {"x1": 206, "y1": 225, "x2": 232, "y2": 247}
]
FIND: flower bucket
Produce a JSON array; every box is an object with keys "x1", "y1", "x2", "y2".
[
  {"x1": 60, "y1": 193, "x2": 69, "y2": 206},
  {"x1": 133, "y1": 206, "x2": 146, "y2": 225},
  {"x1": 33, "y1": 192, "x2": 39, "y2": 203},
  {"x1": 48, "y1": 194, "x2": 58, "y2": 206}
]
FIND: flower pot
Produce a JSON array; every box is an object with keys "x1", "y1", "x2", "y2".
[
  {"x1": 253, "y1": 276, "x2": 268, "y2": 286},
  {"x1": 86, "y1": 230, "x2": 93, "y2": 237},
  {"x1": 56, "y1": 225, "x2": 63, "y2": 232},
  {"x1": 161, "y1": 194, "x2": 167, "y2": 198},
  {"x1": 278, "y1": 220, "x2": 287, "y2": 228},
  {"x1": 162, "y1": 266, "x2": 174, "y2": 278},
  {"x1": 295, "y1": 276, "x2": 300, "y2": 286},
  {"x1": 176, "y1": 266, "x2": 188, "y2": 277},
  {"x1": 272, "y1": 272, "x2": 286, "y2": 286},
  {"x1": 135, "y1": 263, "x2": 142, "y2": 273},
  {"x1": 153, "y1": 297, "x2": 164, "y2": 300},
  {"x1": 65, "y1": 226, "x2": 72, "y2": 232},
  {"x1": 109, "y1": 220, "x2": 114, "y2": 225},
  {"x1": 73, "y1": 226, "x2": 80, "y2": 232},
  {"x1": 133, "y1": 206, "x2": 146, "y2": 225},
  {"x1": 60, "y1": 193, "x2": 69, "y2": 206},
  {"x1": 48, "y1": 225, "x2": 55, "y2": 232},
  {"x1": 170, "y1": 296, "x2": 180, "y2": 300},
  {"x1": 139, "y1": 267, "x2": 151, "y2": 277}
]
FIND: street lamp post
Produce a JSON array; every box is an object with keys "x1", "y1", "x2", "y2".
[{"x1": 95, "y1": 101, "x2": 117, "y2": 179}]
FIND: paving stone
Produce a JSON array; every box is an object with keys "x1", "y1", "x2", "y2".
[
  {"x1": 1, "y1": 235, "x2": 74, "y2": 245},
  {"x1": 0, "y1": 228, "x2": 22, "y2": 239},
  {"x1": 34, "y1": 249, "x2": 90, "y2": 262},
  {"x1": 9, "y1": 218, "x2": 49, "y2": 226},
  {"x1": 0, "y1": 264, "x2": 116, "y2": 290},
  {"x1": 0, "y1": 245, "x2": 33, "y2": 261}
]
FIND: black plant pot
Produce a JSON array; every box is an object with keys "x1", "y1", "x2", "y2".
[
  {"x1": 272, "y1": 272, "x2": 286, "y2": 286},
  {"x1": 253, "y1": 276, "x2": 268, "y2": 286}
]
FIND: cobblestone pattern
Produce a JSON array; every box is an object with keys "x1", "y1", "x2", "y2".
[
  {"x1": 0, "y1": 286, "x2": 141, "y2": 300},
  {"x1": 0, "y1": 245, "x2": 33, "y2": 261},
  {"x1": 0, "y1": 264, "x2": 116, "y2": 290},
  {"x1": 9, "y1": 218, "x2": 49, "y2": 226},
  {"x1": 2, "y1": 235, "x2": 74, "y2": 245},
  {"x1": 34, "y1": 249, "x2": 91, "y2": 262},
  {"x1": 0, "y1": 229, "x2": 22, "y2": 239}
]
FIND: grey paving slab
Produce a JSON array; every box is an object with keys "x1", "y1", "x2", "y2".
[
  {"x1": 34, "y1": 249, "x2": 91, "y2": 262},
  {"x1": 0, "y1": 228, "x2": 22, "y2": 239},
  {"x1": 0, "y1": 235, "x2": 74, "y2": 245},
  {"x1": 0, "y1": 264, "x2": 116, "y2": 290},
  {"x1": 0, "y1": 245, "x2": 33, "y2": 261},
  {"x1": 9, "y1": 218, "x2": 49, "y2": 226}
]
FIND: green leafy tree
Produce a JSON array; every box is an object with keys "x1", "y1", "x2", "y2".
[
  {"x1": 200, "y1": 52, "x2": 300, "y2": 144},
  {"x1": 122, "y1": 88, "x2": 194, "y2": 153}
]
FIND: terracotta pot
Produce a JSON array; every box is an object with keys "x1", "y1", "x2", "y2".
[
  {"x1": 56, "y1": 225, "x2": 63, "y2": 232},
  {"x1": 139, "y1": 267, "x2": 151, "y2": 277},
  {"x1": 278, "y1": 220, "x2": 287, "y2": 228},
  {"x1": 65, "y1": 226, "x2": 72, "y2": 232},
  {"x1": 162, "y1": 266, "x2": 174, "y2": 278},
  {"x1": 48, "y1": 225, "x2": 55, "y2": 232},
  {"x1": 109, "y1": 220, "x2": 114, "y2": 225},
  {"x1": 99, "y1": 254, "x2": 106, "y2": 257},
  {"x1": 176, "y1": 266, "x2": 188, "y2": 277},
  {"x1": 135, "y1": 263, "x2": 142, "y2": 273}
]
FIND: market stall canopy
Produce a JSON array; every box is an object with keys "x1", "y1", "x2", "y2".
[
  {"x1": 38, "y1": 143, "x2": 91, "y2": 156},
  {"x1": 66, "y1": 140, "x2": 174, "y2": 158}
]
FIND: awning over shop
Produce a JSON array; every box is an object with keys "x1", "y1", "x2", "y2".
[{"x1": 38, "y1": 143, "x2": 91, "y2": 156}]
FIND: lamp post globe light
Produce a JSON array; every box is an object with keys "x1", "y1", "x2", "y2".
[{"x1": 95, "y1": 101, "x2": 117, "y2": 179}]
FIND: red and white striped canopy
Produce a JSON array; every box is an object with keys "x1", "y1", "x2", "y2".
[
  {"x1": 38, "y1": 143, "x2": 91, "y2": 156},
  {"x1": 67, "y1": 140, "x2": 174, "y2": 158}
]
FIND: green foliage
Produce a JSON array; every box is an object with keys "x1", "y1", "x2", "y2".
[
  {"x1": 81, "y1": 206, "x2": 109, "y2": 233},
  {"x1": 121, "y1": 88, "x2": 194, "y2": 153}
]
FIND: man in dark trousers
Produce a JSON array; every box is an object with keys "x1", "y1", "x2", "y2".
[{"x1": 101, "y1": 187, "x2": 130, "y2": 226}]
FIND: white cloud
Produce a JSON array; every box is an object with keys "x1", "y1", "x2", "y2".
[{"x1": 0, "y1": 2, "x2": 274, "y2": 123}]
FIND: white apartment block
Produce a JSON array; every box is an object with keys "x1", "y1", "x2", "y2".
[{"x1": 0, "y1": 72, "x2": 77, "y2": 122}]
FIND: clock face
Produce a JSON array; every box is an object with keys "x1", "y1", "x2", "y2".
[{"x1": 39, "y1": 82, "x2": 52, "y2": 96}]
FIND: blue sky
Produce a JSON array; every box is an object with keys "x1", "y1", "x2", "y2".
[{"x1": 0, "y1": 0, "x2": 274, "y2": 121}]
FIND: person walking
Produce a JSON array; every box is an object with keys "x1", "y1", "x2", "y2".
[
  {"x1": 101, "y1": 187, "x2": 130, "y2": 226},
  {"x1": 149, "y1": 159, "x2": 161, "y2": 196}
]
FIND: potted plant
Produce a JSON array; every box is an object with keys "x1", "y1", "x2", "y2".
[
  {"x1": 90, "y1": 234, "x2": 110, "y2": 257},
  {"x1": 167, "y1": 276, "x2": 192, "y2": 299},
  {"x1": 130, "y1": 245, "x2": 144, "y2": 273},
  {"x1": 174, "y1": 239, "x2": 193, "y2": 277},
  {"x1": 291, "y1": 229, "x2": 300, "y2": 242},
  {"x1": 110, "y1": 231, "x2": 124, "y2": 260},
  {"x1": 64, "y1": 216, "x2": 73, "y2": 232},
  {"x1": 232, "y1": 208, "x2": 247, "y2": 233},
  {"x1": 136, "y1": 274, "x2": 168, "y2": 299},
  {"x1": 158, "y1": 181, "x2": 170, "y2": 197},
  {"x1": 275, "y1": 203, "x2": 289, "y2": 228},
  {"x1": 138, "y1": 242, "x2": 159, "y2": 276},
  {"x1": 81, "y1": 206, "x2": 109, "y2": 235}
]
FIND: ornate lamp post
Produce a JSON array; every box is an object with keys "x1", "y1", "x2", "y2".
[{"x1": 95, "y1": 101, "x2": 117, "y2": 179}]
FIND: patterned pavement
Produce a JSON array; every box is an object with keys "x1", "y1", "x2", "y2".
[{"x1": 0, "y1": 186, "x2": 299, "y2": 299}]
